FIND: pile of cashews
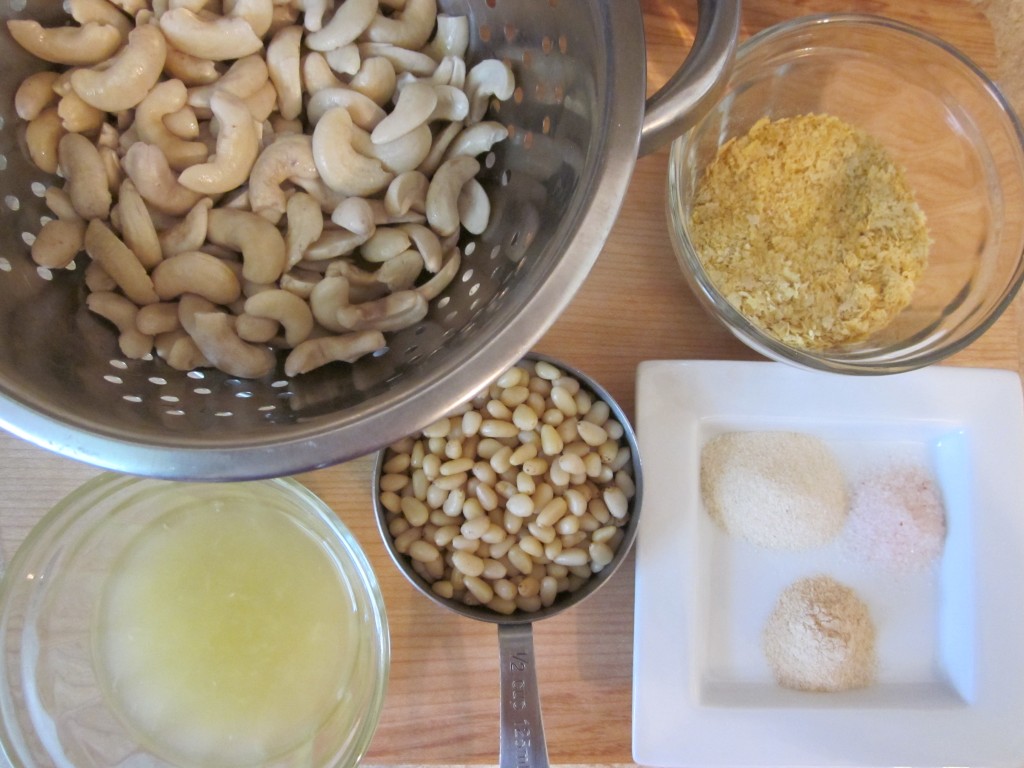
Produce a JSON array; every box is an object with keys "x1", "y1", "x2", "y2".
[{"x1": 9, "y1": 0, "x2": 514, "y2": 378}]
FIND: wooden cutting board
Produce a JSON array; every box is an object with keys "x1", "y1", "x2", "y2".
[{"x1": 354, "y1": 1, "x2": 1018, "y2": 765}]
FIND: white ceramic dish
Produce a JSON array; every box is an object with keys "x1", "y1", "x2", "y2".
[{"x1": 631, "y1": 360, "x2": 1024, "y2": 767}]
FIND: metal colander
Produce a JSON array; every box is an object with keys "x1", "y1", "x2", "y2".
[{"x1": 0, "y1": 0, "x2": 737, "y2": 480}]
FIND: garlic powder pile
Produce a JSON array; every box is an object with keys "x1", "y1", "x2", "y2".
[
  {"x1": 689, "y1": 114, "x2": 930, "y2": 349},
  {"x1": 763, "y1": 575, "x2": 877, "y2": 692}
]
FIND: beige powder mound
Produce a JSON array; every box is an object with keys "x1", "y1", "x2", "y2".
[
  {"x1": 763, "y1": 575, "x2": 877, "y2": 692},
  {"x1": 700, "y1": 431, "x2": 848, "y2": 550}
]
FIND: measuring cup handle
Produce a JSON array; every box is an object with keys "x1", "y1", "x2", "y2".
[
  {"x1": 497, "y1": 623, "x2": 549, "y2": 768},
  {"x1": 639, "y1": 0, "x2": 741, "y2": 156}
]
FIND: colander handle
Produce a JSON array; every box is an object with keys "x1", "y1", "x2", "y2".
[{"x1": 639, "y1": 0, "x2": 741, "y2": 156}]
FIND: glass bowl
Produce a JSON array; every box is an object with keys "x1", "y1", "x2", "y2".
[
  {"x1": 0, "y1": 474, "x2": 389, "y2": 768},
  {"x1": 667, "y1": 14, "x2": 1024, "y2": 374}
]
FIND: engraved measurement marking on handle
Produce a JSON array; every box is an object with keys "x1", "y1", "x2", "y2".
[{"x1": 508, "y1": 651, "x2": 533, "y2": 767}]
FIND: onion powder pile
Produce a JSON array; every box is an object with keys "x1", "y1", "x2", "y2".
[{"x1": 700, "y1": 431, "x2": 848, "y2": 549}]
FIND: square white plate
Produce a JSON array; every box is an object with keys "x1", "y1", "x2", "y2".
[{"x1": 631, "y1": 361, "x2": 1024, "y2": 768}]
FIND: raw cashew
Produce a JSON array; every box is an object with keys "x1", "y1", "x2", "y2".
[
  {"x1": 445, "y1": 121, "x2": 510, "y2": 160},
  {"x1": 285, "y1": 192, "x2": 324, "y2": 267},
  {"x1": 244, "y1": 289, "x2": 313, "y2": 347},
  {"x1": 224, "y1": 0, "x2": 274, "y2": 38},
  {"x1": 417, "y1": 246, "x2": 461, "y2": 301},
  {"x1": 163, "y1": 43, "x2": 220, "y2": 86},
  {"x1": 45, "y1": 188, "x2": 82, "y2": 222},
  {"x1": 155, "y1": 328, "x2": 212, "y2": 371},
  {"x1": 356, "y1": 123, "x2": 432, "y2": 174},
  {"x1": 429, "y1": 84, "x2": 470, "y2": 123},
  {"x1": 123, "y1": 142, "x2": 204, "y2": 215},
  {"x1": 31, "y1": 218, "x2": 86, "y2": 269},
  {"x1": 136, "y1": 302, "x2": 181, "y2": 335},
  {"x1": 159, "y1": 197, "x2": 212, "y2": 257},
  {"x1": 301, "y1": 52, "x2": 345, "y2": 93},
  {"x1": 357, "y1": 42, "x2": 435, "y2": 77},
  {"x1": 385, "y1": 171, "x2": 429, "y2": 218},
  {"x1": 278, "y1": 269, "x2": 320, "y2": 299},
  {"x1": 248, "y1": 133, "x2": 320, "y2": 224},
  {"x1": 296, "y1": 0, "x2": 328, "y2": 31},
  {"x1": 309, "y1": 275, "x2": 349, "y2": 331},
  {"x1": 336, "y1": 289, "x2": 428, "y2": 332},
  {"x1": 305, "y1": 229, "x2": 368, "y2": 260},
  {"x1": 284, "y1": 329, "x2": 385, "y2": 376},
  {"x1": 375, "y1": 249, "x2": 422, "y2": 290},
  {"x1": 266, "y1": 25, "x2": 303, "y2": 121},
  {"x1": 135, "y1": 80, "x2": 209, "y2": 170},
  {"x1": 158, "y1": 8, "x2": 262, "y2": 61},
  {"x1": 67, "y1": 0, "x2": 133, "y2": 38},
  {"x1": 372, "y1": 81, "x2": 436, "y2": 145},
  {"x1": 312, "y1": 107, "x2": 393, "y2": 196},
  {"x1": 305, "y1": 0, "x2": 375, "y2": 52},
  {"x1": 57, "y1": 91, "x2": 105, "y2": 135},
  {"x1": 331, "y1": 197, "x2": 376, "y2": 237},
  {"x1": 425, "y1": 155, "x2": 480, "y2": 237},
  {"x1": 417, "y1": 120, "x2": 462, "y2": 176},
  {"x1": 164, "y1": 106, "x2": 200, "y2": 139},
  {"x1": 189, "y1": 311, "x2": 275, "y2": 378},
  {"x1": 363, "y1": 0, "x2": 436, "y2": 50},
  {"x1": 15, "y1": 71, "x2": 59, "y2": 121},
  {"x1": 235, "y1": 314, "x2": 279, "y2": 343},
  {"x1": 306, "y1": 88, "x2": 385, "y2": 130},
  {"x1": 25, "y1": 108, "x2": 65, "y2": 174},
  {"x1": 117, "y1": 179, "x2": 163, "y2": 269},
  {"x1": 466, "y1": 59, "x2": 516, "y2": 123},
  {"x1": 152, "y1": 250, "x2": 242, "y2": 304},
  {"x1": 361, "y1": 226, "x2": 410, "y2": 263},
  {"x1": 84, "y1": 219, "x2": 159, "y2": 305},
  {"x1": 187, "y1": 55, "x2": 268, "y2": 111},
  {"x1": 458, "y1": 178, "x2": 491, "y2": 236},
  {"x1": 325, "y1": 43, "x2": 360, "y2": 76},
  {"x1": 86, "y1": 291, "x2": 154, "y2": 359},
  {"x1": 423, "y1": 14, "x2": 469, "y2": 61},
  {"x1": 70, "y1": 23, "x2": 167, "y2": 112},
  {"x1": 6, "y1": 20, "x2": 122, "y2": 66},
  {"x1": 401, "y1": 222, "x2": 442, "y2": 272},
  {"x1": 99, "y1": 145, "x2": 123, "y2": 194},
  {"x1": 178, "y1": 91, "x2": 259, "y2": 194},
  {"x1": 206, "y1": 208, "x2": 287, "y2": 283},
  {"x1": 59, "y1": 133, "x2": 112, "y2": 220},
  {"x1": 349, "y1": 56, "x2": 396, "y2": 106},
  {"x1": 242, "y1": 80, "x2": 279, "y2": 123}
]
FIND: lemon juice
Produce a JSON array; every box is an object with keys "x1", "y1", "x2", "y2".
[{"x1": 94, "y1": 498, "x2": 359, "y2": 767}]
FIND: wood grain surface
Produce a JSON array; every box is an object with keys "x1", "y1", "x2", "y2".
[{"x1": 0, "y1": 1, "x2": 1019, "y2": 766}]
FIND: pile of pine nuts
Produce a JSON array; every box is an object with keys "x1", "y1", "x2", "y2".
[{"x1": 378, "y1": 357, "x2": 636, "y2": 615}]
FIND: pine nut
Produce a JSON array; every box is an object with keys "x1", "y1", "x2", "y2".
[
  {"x1": 409, "y1": 540, "x2": 441, "y2": 563},
  {"x1": 464, "y1": 575, "x2": 494, "y2": 604},
  {"x1": 507, "y1": 544, "x2": 534, "y2": 576},
  {"x1": 380, "y1": 473, "x2": 410, "y2": 492},
  {"x1": 589, "y1": 541, "x2": 615, "y2": 569},
  {"x1": 452, "y1": 550, "x2": 485, "y2": 577},
  {"x1": 537, "y1": 497, "x2": 568, "y2": 527},
  {"x1": 577, "y1": 420, "x2": 608, "y2": 447},
  {"x1": 401, "y1": 496, "x2": 429, "y2": 527},
  {"x1": 604, "y1": 487, "x2": 629, "y2": 519},
  {"x1": 512, "y1": 403, "x2": 539, "y2": 431},
  {"x1": 432, "y1": 580, "x2": 455, "y2": 599},
  {"x1": 554, "y1": 548, "x2": 588, "y2": 567},
  {"x1": 506, "y1": 493, "x2": 534, "y2": 518},
  {"x1": 422, "y1": 417, "x2": 451, "y2": 438},
  {"x1": 461, "y1": 515, "x2": 491, "y2": 540},
  {"x1": 480, "y1": 419, "x2": 518, "y2": 438}
]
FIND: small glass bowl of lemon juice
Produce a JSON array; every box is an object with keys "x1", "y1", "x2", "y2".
[{"x1": 0, "y1": 473, "x2": 389, "y2": 767}]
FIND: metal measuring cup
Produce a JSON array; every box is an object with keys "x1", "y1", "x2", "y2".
[{"x1": 372, "y1": 354, "x2": 643, "y2": 768}]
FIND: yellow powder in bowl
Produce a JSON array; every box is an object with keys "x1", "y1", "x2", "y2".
[{"x1": 689, "y1": 113, "x2": 930, "y2": 350}]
